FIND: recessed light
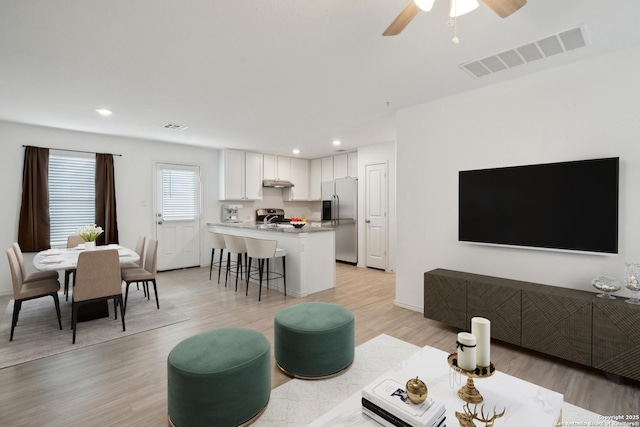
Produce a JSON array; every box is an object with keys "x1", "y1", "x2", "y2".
[
  {"x1": 332, "y1": 139, "x2": 341, "y2": 146},
  {"x1": 292, "y1": 149, "x2": 300, "y2": 155},
  {"x1": 95, "y1": 108, "x2": 112, "y2": 116}
]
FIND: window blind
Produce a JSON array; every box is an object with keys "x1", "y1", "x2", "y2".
[
  {"x1": 161, "y1": 168, "x2": 197, "y2": 221},
  {"x1": 49, "y1": 154, "x2": 96, "y2": 247}
]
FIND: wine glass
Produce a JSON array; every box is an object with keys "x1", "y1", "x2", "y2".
[{"x1": 625, "y1": 262, "x2": 640, "y2": 305}]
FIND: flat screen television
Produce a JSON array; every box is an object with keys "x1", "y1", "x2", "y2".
[{"x1": 458, "y1": 157, "x2": 619, "y2": 254}]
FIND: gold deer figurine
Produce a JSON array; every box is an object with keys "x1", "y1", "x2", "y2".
[{"x1": 455, "y1": 402, "x2": 506, "y2": 427}]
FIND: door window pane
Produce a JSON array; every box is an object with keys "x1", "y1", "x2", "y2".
[{"x1": 161, "y1": 168, "x2": 198, "y2": 221}]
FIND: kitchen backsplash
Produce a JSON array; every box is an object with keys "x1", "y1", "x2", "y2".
[{"x1": 234, "y1": 187, "x2": 320, "y2": 222}]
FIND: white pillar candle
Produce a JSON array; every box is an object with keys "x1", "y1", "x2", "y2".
[
  {"x1": 456, "y1": 332, "x2": 476, "y2": 371},
  {"x1": 471, "y1": 317, "x2": 491, "y2": 367}
]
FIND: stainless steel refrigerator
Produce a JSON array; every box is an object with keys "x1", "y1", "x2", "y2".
[{"x1": 322, "y1": 178, "x2": 357, "y2": 263}]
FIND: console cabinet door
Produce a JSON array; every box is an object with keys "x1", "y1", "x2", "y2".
[
  {"x1": 424, "y1": 270, "x2": 467, "y2": 329},
  {"x1": 466, "y1": 279, "x2": 521, "y2": 345},
  {"x1": 592, "y1": 300, "x2": 640, "y2": 381},
  {"x1": 521, "y1": 290, "x2": 592, "y2": 366}
]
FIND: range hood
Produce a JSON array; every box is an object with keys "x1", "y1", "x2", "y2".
[{"x1": 262, "y1": 179, "x2": 294, "y2": 188}]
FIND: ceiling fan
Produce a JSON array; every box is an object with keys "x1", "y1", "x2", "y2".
[{"x1": 382, "y1": 0, "x2": 527, "y2": 36}]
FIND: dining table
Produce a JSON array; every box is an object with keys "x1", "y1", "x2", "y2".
[{"x1": 33, "y1": 244, "x2": 140, "y2": 321}]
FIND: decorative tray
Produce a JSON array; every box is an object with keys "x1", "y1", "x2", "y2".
[{"x1": 447, "y1": 352, "x2": 495, "y2": 378}]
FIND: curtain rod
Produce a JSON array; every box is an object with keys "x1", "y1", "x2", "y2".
[{"x1": 22, "y1": 145, "x2": 122, "y2": 157}]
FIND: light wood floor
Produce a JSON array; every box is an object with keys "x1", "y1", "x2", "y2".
[{"x1": 0, "y1": 264, "x2": 638, "y2": 426}]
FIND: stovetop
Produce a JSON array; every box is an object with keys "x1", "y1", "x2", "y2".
[{"x1": 255, "y1": 208, "x2": 290, "y2": 223}]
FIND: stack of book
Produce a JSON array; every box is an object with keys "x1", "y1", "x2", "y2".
[{"x1": 361, "y1": 378, "x2": 446, "y2": 427}]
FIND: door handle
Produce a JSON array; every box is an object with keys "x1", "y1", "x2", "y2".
[
  {"x1": 365, "y1": 220, "x2": 371, "y2": 223},
  {"x1": 157, "y1": 220, "x2": 164, "y2": 225}
]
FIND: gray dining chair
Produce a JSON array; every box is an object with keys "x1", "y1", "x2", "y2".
[
  {"x1": 64, "y1": 235, "x2": 85, "y2": 301},
  {"x1": 6, "y1": 248, "x2": 62, "y2": 341},
  {"x1": 72, "y1": 249, "x2": 125, "y2": 344},
  {"x1": 12, "y1": 242, "x2": 59, "y2": 283},
  {"x1": 121, "y1": 238, "x2": 159, "y2": 315}
]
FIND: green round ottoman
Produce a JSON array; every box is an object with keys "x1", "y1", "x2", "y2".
[
  {"x1": 274, "y1": 302, "x2": 355, "y2": 379},
  {"x1": 167, "y1": 327, "x2": 271, "y2": 427}
]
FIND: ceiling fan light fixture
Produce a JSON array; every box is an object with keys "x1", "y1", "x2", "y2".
[
  {"x1": 449, "y1": 0, "x2": 479, "y2": 17},
  {"x1": 414, "y1": 0, "x2": 435, "y2": 12}
]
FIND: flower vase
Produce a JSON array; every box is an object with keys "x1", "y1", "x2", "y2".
[
  {"x1": 84, "y1": 241, "x2": 96, "y2": 251},
  {"x1": 625, "y1": 262, "x2": 640, "y2": 305}
]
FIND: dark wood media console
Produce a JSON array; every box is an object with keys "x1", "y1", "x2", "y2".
[{"x1": 424, "y1": 268, "x2": 640, "y2": 382}]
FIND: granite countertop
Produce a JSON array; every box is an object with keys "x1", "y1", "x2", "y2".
[{"x1": 207, "y1": 222, "x2": 334, "y2": 233}]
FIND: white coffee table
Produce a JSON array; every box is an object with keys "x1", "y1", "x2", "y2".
[{"x1": 309, "y1": 344, "x2": 563, "y2": 427}]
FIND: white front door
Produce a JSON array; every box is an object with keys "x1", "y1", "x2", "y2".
[
  {"x1": 155, "y1": 163, "x2": 201, "y2": 271},
  {"x1": 365, "y1": 163, "x2": 387, "y2": 270}
]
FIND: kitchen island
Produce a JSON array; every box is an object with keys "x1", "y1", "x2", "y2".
[{"x1": 207, "y1": 223, "x2": 336, "y2": 297}]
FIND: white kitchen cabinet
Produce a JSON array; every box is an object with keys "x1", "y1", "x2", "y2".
[
  {"x1": 219, "y1": 149, "x2": 263, "y2": 201},
  {"x1": 333, "y1": 152, "x2": 357, "y2": 179},
  {"x1": 333, "y1": 154, "x2": 348, "y2": 179},
  {"x1": 277, "y1": 156, "x2": 291, "y2": 181},
  {"x1": 263, "y1": 154, "x2": 277, "y2": 180},
  {"x1": 348, "y1": 152, "x2": 358, "y2": 178},
  {"x1": 321, "y1": 156, "x2": 334, "y2": 183},
  {"x1": 283, "y1": 158, "x2": 309, "y2": 201},
  {"x1": 263, "y1": 154, "x2": 291, "y2": 181},
  {"x1": 309, "y1": 158, "x2": 322, "y2": 200},
  {"x1": 245, "y1": 151, "x2": 263, "y2": 199}
]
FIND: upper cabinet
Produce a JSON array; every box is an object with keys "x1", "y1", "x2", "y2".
[
  {"x1": 245, "y1": 152, "x2": 263, "y2": 199},
  {"x1": 309, "y1": 158, "x2": 322, "y2": 201},
  {"x1": 219, "y1": 149, "x2": 356, "y2": 202},
  {"x1": 263, "y1": 154, "x2": 291, "y2": 181},
  {"x1": 333, "y1": 152, "x2": 357, "y2": 179},
  {"x1": 348, "y1": 152, "x2": 358, "y2": 178},
  {"x1": 283, "y1": 158, "x2": 310, "y2": 201},
  {"x1": 219, "y1": 149, "x2": 263, "y2": 201},
  {"x1": 321, "y1": 156, "x2": 334, "y2": 183}
]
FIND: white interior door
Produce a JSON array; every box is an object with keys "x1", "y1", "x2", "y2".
[
  {"x1": 155, "y1": 163, "x2": 201, "y2": 271},
  {"x1": 365, "y1": 163, "x2": 387, "y2": 270}
]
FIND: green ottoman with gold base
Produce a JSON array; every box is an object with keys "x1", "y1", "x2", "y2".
[
  {"x1": 167, "y1": 327, "x2": 271, "y2": 427},
  {"x1": 274, "y1": 302, "x2": 355, "y2": 379}
]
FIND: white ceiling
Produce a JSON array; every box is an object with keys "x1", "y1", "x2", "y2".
[{"x1": 1, "y1": 0, "x2": 639, "y2": 159}]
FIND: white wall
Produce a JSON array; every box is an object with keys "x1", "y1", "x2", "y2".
[
  {"x1": 395, "y1": 46, "x2": 640, "y2": 312},
  {"x1": 0, "y1": 121, "x2": 221, "y2": 295}
]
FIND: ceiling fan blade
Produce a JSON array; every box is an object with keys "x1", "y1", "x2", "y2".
[
  {"x1": 481, "y1": 0, "x2": 527, "y2": 18},
  {"x1": 383, "y1": 1, "x2": 420, "y2": 36}
]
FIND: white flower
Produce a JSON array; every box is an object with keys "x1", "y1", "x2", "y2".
[{"x1": 77, "y1": 224, "x2": 104, "y2": 242}]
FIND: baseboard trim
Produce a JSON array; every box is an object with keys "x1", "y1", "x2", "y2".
[{"x1": 393, "y1": 299, "x2": 422, "y2": 313}]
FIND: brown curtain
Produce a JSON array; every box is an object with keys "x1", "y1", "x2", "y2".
[
  {"x1": 96, "y1": 153, "x2": 119, "y2": 245},
  {"x1": 18, "y1": 146, "x2": 51, "y2": 251}
]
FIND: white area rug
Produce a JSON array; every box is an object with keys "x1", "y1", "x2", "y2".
[
  {"x1": 255, "y1": 334, "x2": 618, "y2": 427},
  {"x1": 0, "y1": 289, "x2": 188, "y2": 368}
]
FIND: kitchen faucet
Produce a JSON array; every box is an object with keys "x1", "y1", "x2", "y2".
[{"x1": 263, "y1": 215, "x2": 277, "y2": 225}]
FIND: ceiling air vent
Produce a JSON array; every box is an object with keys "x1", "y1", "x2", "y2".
[
  {"x1": 460, "y1": 25, "x2": 590, "y2": 79},
  {"x1": 164, "y1": 123, "x2": 189, "y2": 131}
]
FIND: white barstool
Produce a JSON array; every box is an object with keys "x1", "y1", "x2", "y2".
[
  {"x1": 244, "y1": 237, "x2": 286, "y2": 301},
  {"x1": 222, "y1": 234, "x2": 248, "y2": 291},
  {"x1": 208, "y1": 232, "x2": 227, "y2": 284}
]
